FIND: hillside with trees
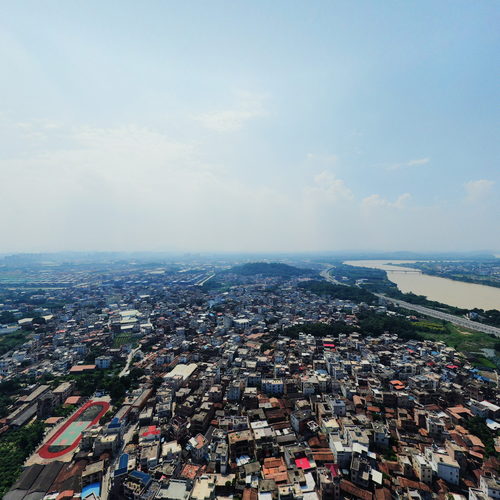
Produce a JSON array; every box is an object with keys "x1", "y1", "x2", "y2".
[{"x1": 299, "y1": 280, "x2": 377, "y2": 304}]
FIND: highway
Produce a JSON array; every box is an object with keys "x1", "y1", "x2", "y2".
[
  {"x1": 196, "y1": 273, "x2": 215, "y2": 286},
  {"x1": 376, "y1": 294, "x2": 500, "y2": 337},
  {"x1": 320, "y1": 266, "x2": 500, "y2": 337},
  {"x1": 319, "y1": 267, "x2": 343, "y2": 285}
]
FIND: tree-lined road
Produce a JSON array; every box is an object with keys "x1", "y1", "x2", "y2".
[
  {"x1": 377, "y1": 294, "x2": 500, "y2": 337},
  {"x1": 320, "y1": 265, "x2": 500, "y2": 337}
]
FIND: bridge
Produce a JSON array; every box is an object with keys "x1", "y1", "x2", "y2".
[{"x1": 388, "y1": 270, "x2": 421, "y2": 274}]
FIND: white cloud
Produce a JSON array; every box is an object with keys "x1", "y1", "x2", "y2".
[
  {"x1": 393, "y1": 193, "x2": 412, "y2": 208},
  {"x1": 304, "y1": 170, "x2": 353, "y2": 203},
  {"x1": 362, "y1": 193, "x2": 411, "y2": 210},
  {"x1": 387, "y1": 157, "x2": 430, "y2": 170},
  {"x1": 0, "y1": 117, "x2": 497, "y2": 253},
  {"x1": 0, "y1": 121, "x2": 299, "y2": 252},
  {"x1": 464, "y1": 179, "x2": 494, "y2": 203},
  {"x1": 194, "y1": 91, "x2": 267, "y2": 132}
]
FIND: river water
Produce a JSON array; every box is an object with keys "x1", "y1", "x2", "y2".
[{"x1": 344, "y1": 260, "x2": 500, "y2": 311}]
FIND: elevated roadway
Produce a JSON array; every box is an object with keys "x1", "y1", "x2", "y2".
[
  {"x1": 376, "y1": 294, "x2": 500, "y2": 337},
  {"x1": 320, "y1": 265, "x2": 500, "y2": 337}
]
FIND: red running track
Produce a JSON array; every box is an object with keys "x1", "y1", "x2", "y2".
[{"x1": 38, "y1": 400, "x2": 110, "y2": 459}]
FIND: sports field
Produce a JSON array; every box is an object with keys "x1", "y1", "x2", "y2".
[{"x1": 38, "y1": 400, "x2": 109, "y2": 459}]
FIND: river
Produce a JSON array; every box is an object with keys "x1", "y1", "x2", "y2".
[{"x1": 343, "y1": 260, "x2": 500, "y2": 311}]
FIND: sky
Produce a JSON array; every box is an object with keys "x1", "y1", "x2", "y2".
[{"x1": 0, "y1": 1, "x2": 498, "y2": 253}]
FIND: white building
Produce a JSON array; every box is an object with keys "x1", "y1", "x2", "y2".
[
  {"x1": 261, "y1": 379, "x2": 284, "y2": 395},
  {"x1": 227, "y1": 381, "x2": 242, "y2": 401},
  {"x1": 412, "y1": 454, "x2": 433, "y2": 485},
  {"x1": 330, "y1": 399, "x2": 346, "y2": 417},
  {"x1": 432, "y1": 452, "x2": 460, "y2": 486},
  {"x1": 95, "y1": 356, "x2": 112, "y2": 369},
  {"x1": 329, "y1": 438, "x2": 352, "y2": 468},
  {"x1": 480, "y1": 473, "x2": 500, "y2": 499}
]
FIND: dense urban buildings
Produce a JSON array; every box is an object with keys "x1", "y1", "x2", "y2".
[{"x1": 0, "y1": 258, "x2": 499, "y2": 500}]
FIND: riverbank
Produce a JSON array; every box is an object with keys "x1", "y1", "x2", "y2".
[
  {"x1": 344, "y1": 260, "x2": 500, "y2": 311},
  {"x1": 376, "y1": 293, "x2": 500, "y2": 337},
  {"x1": 390, "y1": 260, "x2": 500, "y2": 289},
  {"x1": 324, "y1": 262, "x2": 499, "y2": 329}
]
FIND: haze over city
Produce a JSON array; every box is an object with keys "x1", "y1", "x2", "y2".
[
  {"x1": 2, "y1": 3, "x2": 500, "y2": 498},
  {"x1": 0, "y1": 1, "x2": 498, "y2": 253}
]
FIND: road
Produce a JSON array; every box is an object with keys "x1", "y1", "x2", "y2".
[
  {"x1": 320, "y1": 265, "x2": 500, "y2": 337},
  {"x1": 319, "y1": 267, "x2": 344, "y2": 285},
  {"x1": 376, "y1": 294, "x2": 500, "y2": 337},
  {"x1": 196, "y1": 273, "x2": 215, "y2": 286},
  {"x1": 119, "y1": 347, "x2": 140, "y2": 377},
  {"x1": 101, "y1": 423, "x2": 138, "y2": 500}
]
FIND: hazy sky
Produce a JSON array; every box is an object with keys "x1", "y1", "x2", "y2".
[{"x1": 0, "y1": 1, "x2": 498, "y2": 253}]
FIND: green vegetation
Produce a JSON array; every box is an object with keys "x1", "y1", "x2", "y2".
[
  {"x1": 338, "y1": 263, "x2": 500, "y2": 328},
  {"x1": 112, "y1": 331, "x2": 137, "y2": 348},
  {"x1": 414, "y1": 320, "x2": 500, "y2": 368},
  {"x1": 0, "y1": 421, "x2": 46, "y2": 497},
  {"x1": 0, "y1": 311, "x2": 17, "y2": 324},
  {"x1": 0, "y1": 330, "x2": 30, "y2": 356},
  {"x1": 283, "y1": 322, "x2": 356, "y2": 339},
  {"x1": 201, "y1": 279, "x2": 232, "y2": 293},
  {"x1": 357, "y1": 311, "x2": 423, "y2": 340},
  {"x1": 473, "y1": 309, "x2": 500, "y2": 328},
  {"x1": 299, "y1": 280, "x2": 378, "y2": 304},
  {"x1": 386, "y1": 290, "x2": 500, "y2": 328},
  {"x1": 464, "y1": 417, "x2": 499, "y2": 458},
  {"x1": 327, "y1": 263, "x2": 397, "y2": 292},
  {"x1": 415, "y1": 320, "x2": 498, "y2": 352},
  {"x1": 260, "y1": 342, "x2": 272, "y2": 352},
  {"x1": 0, "y1": 394, "x2": 12, "y2": 419},
  {"x1": 228, "y1": 262, "x2": 314, "y2": 278},
  {"x1": 408, "y1": 261, "x2": 500, "y2": 289},
  {"x1": 68, "y1": 366, "x2": 145, "y2": 403},
  {"x1": 283, "y1": 311, "x2": 423, "y2": 341},
  {"x1": 0, "y1": 379, "x2": 22, "y2": 418},
  {"x1": 52, "y1": 404, "x2": 76, "y2": 418}
]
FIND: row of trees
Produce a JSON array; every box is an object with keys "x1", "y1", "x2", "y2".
[
  {"x1": 283, "y1": 311, "x2": 423, "y2": 342},
  {"x1": 299, "y1": 280, "x2": 378, "y2": 304},
  {"x1": 0, "y1": 421, "x2": 46, "y2": 497},
  {"x1": 70, "y1": 367, "x2": 145, "y2": 403}
]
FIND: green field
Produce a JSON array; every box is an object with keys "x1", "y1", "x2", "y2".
[
  {"x1": 415, "y1": 320, "x2": 499, "y2": 368},
  {"x1": 112, "y1": 331, "x2": 137, "y2": 348}
]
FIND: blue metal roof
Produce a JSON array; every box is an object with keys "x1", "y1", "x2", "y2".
[
  {"x1": 82, "y1": 482, "x2": 101, "y2": 499},
  {"x1": 130, "y1": 470, "x2": 151, "y2": 486},
  {"x1": 108, "y1": 417, "x2": 121, "y2": 428},
  {"x1": 118, "y1": 453, "x2": 129, "y2": 469}
]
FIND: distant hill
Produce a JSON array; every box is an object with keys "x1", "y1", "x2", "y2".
[{"x1": 228, "y1": 262, "x2": 315, "y2": 278}]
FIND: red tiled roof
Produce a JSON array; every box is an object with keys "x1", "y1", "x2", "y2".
[
  {"x1": 45, "y1": 417, "x2": 62, "y2": 425},
  {"x1": 312, "y1": 450, "x2": 334, "y2": 462},
  {"x1": 341, "y1": 480, "x2": 373, "y2": 500},
  {"x1": 398, "y1": 477, "x2": 431, "y2": 492},
  {"x1": 142, "y1": 425, "x2": 160, "y2": 437},
  {"x1": 242, "y1": 488, "x2": 258, "y2": 500},
  {"x1": 295, "y1": 457, "x2": 311, "y2": 469},
  {"x1": 69, "y1": 364, "x2": 95, "y2": 373},
  {"x1": 64, "y1": 396, "x2": 82, "y2": 405}
]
